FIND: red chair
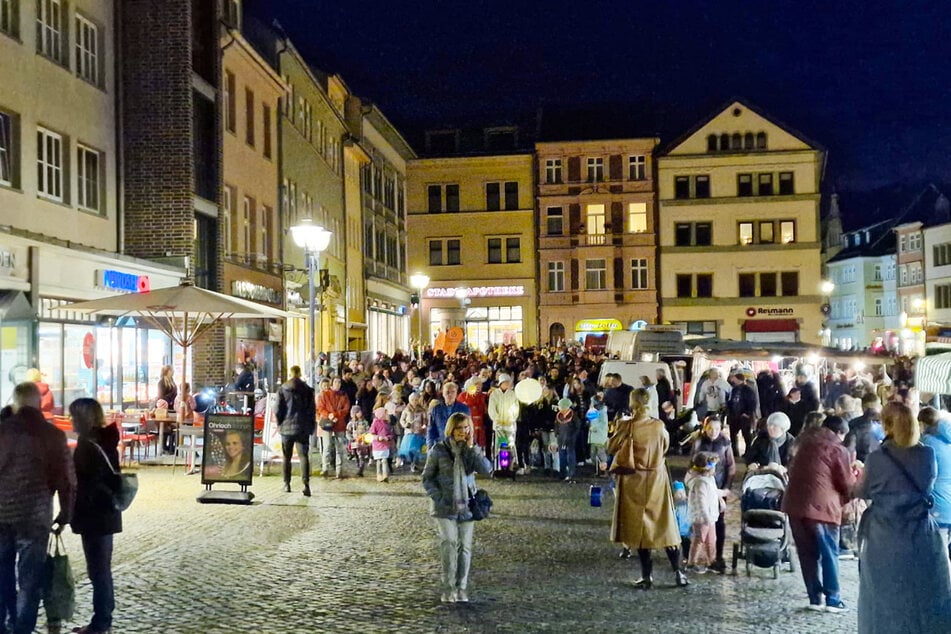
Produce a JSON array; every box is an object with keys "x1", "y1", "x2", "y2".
[{"x1": 120, "y1": 417, "x2": 154, "y2": 465}]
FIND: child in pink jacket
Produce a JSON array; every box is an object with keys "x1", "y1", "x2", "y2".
[{"x1": 369, "y1": 407, "x2": 393, "y2": 482}]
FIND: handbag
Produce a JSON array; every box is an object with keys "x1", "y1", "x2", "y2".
[
  {"x1": 608, "y1": 426, "x2": 638, "y2": 475},
  {"x1": 43, "y1": 533, "x2": 75, "y2": 622},
  {"x1": 319, "y1": 418, "x2": 335, "y2": 432},
  {"x1": 468, "y1": 481, "x2": 493, "y2": 521},
  {"x1": 91, "y1": 441, "x2": 138, "y2": 511}
]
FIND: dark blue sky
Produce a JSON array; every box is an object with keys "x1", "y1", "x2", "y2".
[{"x1": 248, "y1": 0, "x2": 951, "y2": 190}]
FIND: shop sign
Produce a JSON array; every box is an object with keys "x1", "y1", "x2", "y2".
[
  {"x1": 82, "y1": 332, "x2": 95, "y2": 369},
  {"x1": 745, "y1": 307, "x2": 795, "y2": 317},
  {"x1": 425, "y1": 285, "x2": 524, "y2": 299},
  {"x1": 575, "y1": 318, "x2": 623, "y2": 332},
  {"x1": 232, "y1": 280, "x2": 282, "y2": 305},
  {"x1": 286, "y1": 289, "x2": 303, "y2": 306},
  {"x1": 96, "y1": 269, "x2": 151, "y2": 293},
  {"x1": 0, "y1": 249, "x2": 17, "y2": 271}
]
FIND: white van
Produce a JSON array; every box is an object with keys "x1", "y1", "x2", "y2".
[{"x1": 597, "y1": 360, "x2": 680, "y2": 398}]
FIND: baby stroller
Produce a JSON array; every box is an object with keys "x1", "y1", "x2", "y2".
[{"x1": 731, "y1": 467, "x2": 796, "y2": 578}]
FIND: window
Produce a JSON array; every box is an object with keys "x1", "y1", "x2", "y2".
[
  {"x1": 75, "y1": 14, "x2": 98, "y2": 85},
  {"x1": 676, "y1": 321, "x2": 718, "y2": 337},
  {"x1": 585, "y1": 259, "x2": 606, "y2": 290},
  {"x1": 447, "y1": 239, "x2": 460, "y2": 265},
  {"x1": 779, "y1": 172, "x2": 794, "y2": 195},
  {"x1": 504, "y1": 181, "x2": 518, "y2": 210},
  {"x1": 586, "y1": 204, "x2": 606, "y2": 245},
  {"x1": 427, "y1": 185, "x2": 441, "y2": 213},
  {"x1": 737, "y1": 173, "x2": 753, "y2": 197},
  {"x1": 738, "y1": 273, "x2": 755, "y2": 297},
  {"x1": 695, "y1": 175, "x2": 710, "y2": 198},
  {"x1": 909, "y1": 233, "x2": 922, "y2": 251},
  {"x1": 37, "y1": 0, "x2": 64, "y2": 63},
  {"x1": 36, "y1": 127, "x2": 63, "y2": 201},
  {"x1": 676, "y1": 274, "x2": 692, "y2": 298},
  {"x1": 899, "y1": 235, "x2": 907, "y2": 253},
  {"x1": 224, "y1": 71, "x2": 236, "y2": 133},
  {"x1": 780, "y1": 221, "x2": 796, "y2": 243},
  {"x1": 706, "y1": 135, "x2": 717, "y2": 152},
  {"x1": 935, "y1": 243, "x2": 951, "y2": 266},
  {"x1": 674, "y1": 221, "x2": 712, "y2": 247},
  {"x1": 739, "y1": 222, "x2": 753, "y2": 245},
  {"x1": 628, "y1": 155, "x2": 646, "y2": 180},
  {"x1": 695, "y1": 222, "x2": 712, "y2": 246},
  {"x1": 259, "y1": 205, "x2": 272, "y2": 264},
  {"x1": 1, "y1": 0, "x2": 18, "y2": 36},
  {"x1": 758, "y1": 173, "x2": 773, "y2": 196},
  {"x1": 546, "y1": 206, "x2": 563, "y2": 235},
  {"x1": 586, "y1": 157, "x2": 603, "y2": 182},
  {"x1": 759, "y1": 221, "x2": 774, "y2": 244},
  {"x1": 937, "y1": 284, "x2": 951, "y2": 310},
  {"x1": 744, "y1": 132, "x2": 754, "y2": 149},
  {"x1": 756, "y1": 132, "x2": 767, "y2": 149},
  {"x1": 506, "y1": 237, "x2": 521, "y2": 262},
  {"x1": 445, "y1": 184, "x2": 459, "y2": 212},
  {"x1": 760, "y1": 272, "x2": 778, "y2": 297},
  {"x1": 873, "y1": 264, "x2": 882, "y2": 281},
  {"x1": 631, "y1": 258, "x2": 648, "y2": 289},
  {"x1": 874, "y1": 298, "x2": 883, "y2": 316},
  {"x1": 241, "y1": 196, "x2": 253, "y2": 256},
  {"x1": 262, "y1": 104, "x2": 272, "y2": 159},
  {"x1": 675, "y1": 223, "x2": 692, "y2": 246},
  {"x1": 696, "y1": 274, "x2": 713, "y2": 297},
  {"x1": 76, "y1": 144, "x2": 99, "y2": 211},
  {"x1": 899, "y1": 265, "x2": 908, "y2": 285},
  {"x1": 429, "y1": 239, "x2": 460, "y2": 266},
  {"x1": 224, "y1": 184, "x2": 236, "y2": 254},
  {"x1": 245, "y1": 88, "x2": 255, "y2": 146},
  {"x1": 487, "y1": 238, "x2": 502, "y2": 263},
  {"x1": 428, "y1": 240, "x2": 442, "y2": 266},
  {"x1": 0, "y1": 111, "x2": 14, "y2": 186},
  {"x1": 547, "y1": 261, "x2": 565, "y2": 292},
  {"x1": 781, "y1": 271, "x2": 799, "y2": 296},
  {"x1": 675, "y1": 273, "x2": 713, "y2": 298},
  {"x1": 486, "y1": 182, "x2": 500, "y2": 211},
  {"x1": 628, "y1": 202, "x2": 647, "y2": 233},
  {"x1": 545, "y1": 158, "x2": 562, "y2": 184},
  {"x1": 674, "y1": 176, "x2": 690, "y2": 199}
]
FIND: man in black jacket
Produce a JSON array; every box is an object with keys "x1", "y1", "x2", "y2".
[
  {"x1": 603, "y1": 373, "x2": 633, "y2": 422},
  {"x1": 727, "y1": 371, "x2": 758, "y2": 452},
  {"x1": 277, "y1": 366, "x2": 316, "y2": 496},
  {"x1": 844, "y1": 393, "x2": 883, "y2": 462}
]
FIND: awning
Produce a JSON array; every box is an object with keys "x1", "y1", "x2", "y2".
[
  {"x1": 0, "y1": 291, "x2": 34, "y2": 321},
  {"x1": 915, "y1": 352, "x2": 951, "y2": 394},
  {"x1": 742, "y1": 319, "x2": 799, "y2": 333}
]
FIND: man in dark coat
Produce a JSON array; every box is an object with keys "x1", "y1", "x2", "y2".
[
  {"x1": 338, "y1": 367, "x2": 358, "y2": 407},
  {"x1": 0, "y1": 382, "x2": 75, "y2": 634},
  {"x1": 726, "y1": 371, "x2": 758, "y2": 452},
  {"x1": 277, "y1": 366, "x2": 316, "y2": 496},
  {"x1": 603, "y1": 373, "x2": 633, "y2": 422},
  {"x1": 844, "y1": 394, "x2": 884, "y2": 462}
]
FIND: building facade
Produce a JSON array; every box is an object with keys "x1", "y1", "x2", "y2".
[
  {"x1": 924, "y1": 221, "x2": 951, "y2": 352},
  {"x1": 657, "y1": 100, "x2": 825, "y2": 343},
  {"x1": 407, "y1": 152, "x2": 537, "y2": 350},
  {"x1": 221, "y1": 19, "x2": 285, "y2": 389},
  {"x1": 894, "y1": 221, "x2": 926, "y2": 355},
  {"x1": 0, "y1": 0, "x2": 183, "y2": 408},
  {"x1": 361, "y1": 106, "x2": 414, "y2": 355},
  {"x1": 535, "y1": 139, "x2": 659, "y2": 347}
]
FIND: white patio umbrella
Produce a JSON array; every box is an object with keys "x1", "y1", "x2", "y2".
[{"x1": 61, "y1": 282, "x2": 296, "y2": 409}]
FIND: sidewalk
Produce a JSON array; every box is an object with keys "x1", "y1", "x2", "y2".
[{"x1": 41, "y1": 464, "x2": 858, "y2": 633}]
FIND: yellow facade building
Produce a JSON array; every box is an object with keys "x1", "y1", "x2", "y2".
[
  {"x1": 407, "y1": 152, "x2": 538, "y2": 349},
  {"x1": 658, "y1": 100, "x2": 825, "y2": 343}
]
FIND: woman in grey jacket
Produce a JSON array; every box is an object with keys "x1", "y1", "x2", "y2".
[{"x1": 421, "y1": 412, "x2": 493, "y2": 603}]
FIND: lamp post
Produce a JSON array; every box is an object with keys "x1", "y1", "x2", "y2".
[
  {"x1": 410, "y1": 272, "x2": 430, "y2": 360},
  {"x1": 291, "y1": 219, "x2": 332, "y2": 384},
  {"x1": 820, "y1": 280, "x2": 835, "y2": 346}
]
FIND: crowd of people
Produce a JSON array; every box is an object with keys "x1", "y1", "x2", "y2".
[{"x1": 1, "y1": 342, "x2": 949, "y2": 631}]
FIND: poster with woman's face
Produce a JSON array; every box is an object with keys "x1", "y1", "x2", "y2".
[{"x1": 202, "y1": 414, "x2": 254, "y2": 486}]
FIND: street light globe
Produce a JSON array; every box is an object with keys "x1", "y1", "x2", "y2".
[
  {"x1": 290, "y1": 218, "x2": 332, "y2": 253},
  {"x1": 820, "y1": 280, "x2": 835, "y2": 295},
  {"x1": 912, "y1": 297, "x2": 925, "y2": 311},
  {"x1": 410, "y1": 273, "x2": 430, "y2": 291}
]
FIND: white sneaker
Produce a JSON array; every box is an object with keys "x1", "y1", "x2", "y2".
[
  {"x1": 455, "y1": 589, "x2": 469, "y2": 603},
  {"x1": 806, "y1": 602, "x2": 825, "y2": 612},
  {"x1": 516, "y1": 468, "x2": 526, "y2": 475},
  {"x1": 440, "y1": 591, "x2": 454, "y2": 603}
]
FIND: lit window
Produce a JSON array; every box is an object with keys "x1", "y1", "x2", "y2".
[
  {"x1": 780, "y1": 221, "x2": 796, "y2": 243},
  {"x1": 586, "y1": 204, "x2": 606, "y2": 245},
  {"x1": 627, "y1": 202, "x2": 647, "y2": 233},
  {"x1": 739, "y1": 222, "x2": 753, "y2": 245}
]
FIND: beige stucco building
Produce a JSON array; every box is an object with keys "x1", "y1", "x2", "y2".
[
  {"x1": 407, "y1": 152, "x2": 538, "y2": 349},
  {"x1": 536, "y1": 139, "x2": 660, "y2": 346},
  {"x1": 657, "y1": 100, "x2": 826, "y2": 343}
]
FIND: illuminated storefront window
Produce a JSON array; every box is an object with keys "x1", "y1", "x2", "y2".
[{"x1": 465, "y1": 305, "x2": 523, "y2": 349}]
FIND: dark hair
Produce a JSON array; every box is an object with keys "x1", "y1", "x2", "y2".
[
  {"x1": 69, "y1": 398, "x2": 105, "y2": 436},
  {"x1": 822, "y1": 415, "x2": 848, "y2": 435},
  {"x1": 691, "y1": 451, "x2": 716, "y2": 470},
  {"x1": 919, "y1": 406, "x2": 940, "y2": 428}
]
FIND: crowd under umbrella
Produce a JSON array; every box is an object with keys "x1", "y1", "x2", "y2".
[{"x1": 60, "y1": 281, "x2": 297, "y2": 419}]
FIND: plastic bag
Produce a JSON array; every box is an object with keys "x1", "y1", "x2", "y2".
[{"x1": 43, "y1": 533, "x2": 75, "y2": 622}]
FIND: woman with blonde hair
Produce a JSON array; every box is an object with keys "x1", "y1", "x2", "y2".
[
  {"x1": 855, "y1": 402, "x2": 951, "y2": 632},
  {"x1": 609, "y1": 387, "x2": 687, "y2": 588}
]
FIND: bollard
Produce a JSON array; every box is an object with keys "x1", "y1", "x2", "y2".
[{"x1": 589, "y1": 485, "x2": 602, "y2": 507}]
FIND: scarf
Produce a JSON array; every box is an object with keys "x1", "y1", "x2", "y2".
[{"x1": 449, "y1": 439, "x2": 469, "y2": 516}]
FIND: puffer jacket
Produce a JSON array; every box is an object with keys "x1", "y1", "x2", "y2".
[
  {"x1": 72, "y1": 424, "x2": 123, "y2": 536},
  {"x1": 782, "y1": 427, "x2": 853, "y2": 524},
  {"x1": 922, "y1": 419, "x2": 951, "y2": 526},
  {"x1": 421, "y1": 440, "x2": 492, "y2": 521},
  {"x1": 692, "y1": 434, "x2": 735, "y2": 490}
]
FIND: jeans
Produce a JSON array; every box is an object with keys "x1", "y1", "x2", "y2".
[
  {"x1": 435, "y1": 518, "x2": 474, "y2": 593},
  {"x1": 559, "y1": 446, "x2": 576, "y2": 478},
  {"x1": 319, "y1": 431, "x2": 347, "y2": 475},
  {"x1": 281, "y1": 433, "x2": 311, "y2": 485},
  {"x1": 541, "y1": 431, "x2": 559, "y2": 472},
  {"x1": 789, "y1": 518, "x2": 841, "y2": 605},
  {"x1": 81, "y1": 534, "x2": 114, "y2": 631},
  {"x1": 0, "y1": 523, "x2": 47, "y2": 634}
]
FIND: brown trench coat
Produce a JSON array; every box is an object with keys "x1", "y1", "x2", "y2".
[{"x1": 608, "y1": 416, "x2": 680, "y2": 549}]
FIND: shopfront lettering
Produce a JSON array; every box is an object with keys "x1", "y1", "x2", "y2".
[
  {"x1": 425, "y1": 285, "x2": 524, "y2": 299},
  {"x1": 0, "y1": 250, "x2": 16, "y2": 270},
  {"x1": 746, "y1": 306, "x2": 795, "y2": 317},
  {"x1": 96, "y1": 269, "x2": 151, "y2": 293},
  {"x1": 232, "y1": 280, "x2": 282, "y2": 305}
]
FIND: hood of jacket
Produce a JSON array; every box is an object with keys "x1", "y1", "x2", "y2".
[{"x1": 926, "y1": 419, "x2": 951, "y2": 444}]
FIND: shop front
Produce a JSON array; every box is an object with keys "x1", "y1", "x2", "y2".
[
  {"x1": 424, "y1": 284, "x2": 534, "y2": 352},
  {"x1": 367, "y1": 278, "x2": 411, "y2": 356},
  {"x1": 224, "y1": 265, "x2": 285, "y2": 390},
  {"x1": 574, "y1": 318, "x2": 623, "y2": 352},
  {"x1": 1, "y1": 234, "x2": 184, "y2": 411}
]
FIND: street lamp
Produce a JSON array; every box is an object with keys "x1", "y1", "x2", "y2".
[
  {"x1": 819, "y1": 280, "x2": 835, "y2": 346},
  {"x1": 410, "y1": 272, "x2": 430, "y2": 360},
  {"x1": 291, "y1": 219, "x2": 332, "y2": 384},
  {"x1": 820, "y1": 280, "x2": 835, "y2": 296}
]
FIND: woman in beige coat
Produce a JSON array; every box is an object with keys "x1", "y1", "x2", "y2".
[{"x1": 609, "y1": 388, "x2": 687, "y2": 589}]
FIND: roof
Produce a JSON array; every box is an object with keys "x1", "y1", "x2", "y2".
[
  {"x1": 835, "y1": 181, "x2": 951, "y2": 233},
  {"x1": 826, "y1": 222, "x2": 896, "y2": 263}
]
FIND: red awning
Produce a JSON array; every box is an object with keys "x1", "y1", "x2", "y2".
[{"x1": 742, "y1": 319, "x2": 799, "y2": 333}]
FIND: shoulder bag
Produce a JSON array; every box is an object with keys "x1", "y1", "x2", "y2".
[
  {"x1": 608, "y1": 420, "x2": 638, "y2": 475},
  {"x1": 879, "y1": 444, "x2": 934, "y2": 509},
  {"x1": 43, "y1": 532, "x2": 75, "y2": 622},
  {"x1": 90, "y1": 441, "x2": 138, "y2": 511},
  {"x1": 468, "y1": 481, "x2": 493, "y2": 521}
]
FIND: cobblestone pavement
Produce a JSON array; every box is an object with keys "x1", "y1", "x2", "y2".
[{"x1": 38, "y1": 457, "x2": 858, "y2": 634}]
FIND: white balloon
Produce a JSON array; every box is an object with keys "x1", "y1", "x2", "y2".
[{"x1": 514, "y1": 378, "x2": 542, "y2": 404}]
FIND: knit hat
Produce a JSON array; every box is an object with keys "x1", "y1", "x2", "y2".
[
  {"x1": 557, "y1": 398, "x2": 573, "y2": 410},
  {"x1": 350, "y1": 405, "x2": 362, "y2": 416},
  {"x1": 766, "y1": 411, "x2": 791, "y2": 433},
  {"x1": 373, "y1": 407, "x2": 387, "y2": 420}
]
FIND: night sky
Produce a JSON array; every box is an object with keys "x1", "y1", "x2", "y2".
[{"x1": 247, "y1": 0, "x2": 951, "y2": 191}]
